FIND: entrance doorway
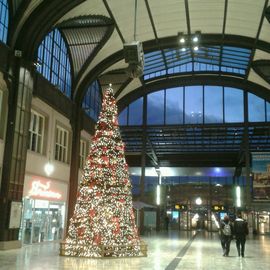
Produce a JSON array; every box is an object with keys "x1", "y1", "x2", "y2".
[
  {"x1": 20, "y1": 198, "x2": 65, "y2": 244},
  {"x1": 191, "y1": 211, "x2": 207, "y2": 230}
]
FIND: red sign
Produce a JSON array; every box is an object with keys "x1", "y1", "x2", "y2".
[{"x1": 28, "y1": 180, "x2": 62, "y2": 200}]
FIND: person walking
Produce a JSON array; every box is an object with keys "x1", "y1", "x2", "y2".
[
  {"x1": 233, "y1": 212, "x2": 249, "y2": 257},
  {"x1": 220, "y1": 215, "x2": 233, "y2": 256},
  {"x1": 165, "y1": 215, "x2": 170, "y2": 231}
]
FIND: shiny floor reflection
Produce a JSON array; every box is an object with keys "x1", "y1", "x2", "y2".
[{"x1": 0, "y1": 231, "x2": 270, "y2": 270}]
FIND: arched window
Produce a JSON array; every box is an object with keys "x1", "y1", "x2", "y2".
[
  {"x1": 119, "y1": 86, "x2": 270, "y2": 126},
  {"x1": 0, "y1": 0, "x2": 8, "y2": 44},
  {"x1": 36, "y1": 29, "x2": 71, "y2": 98},
  {"x1": 82, "y1": 81, "x2": 102, "y2": 122}
]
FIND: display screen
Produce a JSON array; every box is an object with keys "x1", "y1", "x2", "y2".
[
  {"x1": 220, "y1": 212, "x2": 227, "y2": 220},
  {"x1": 172, "y1": 211, "x2": 179, "y2": 219}
]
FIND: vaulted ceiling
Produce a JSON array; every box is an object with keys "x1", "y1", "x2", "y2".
[
  {"x1": 10, "y1": 0, "x2": 270, "y2": 105},
  {"x1": 60, "y1": 0, "x2": 270, "y2": 102},
  {"x1": 9, "y1": 0, "x2": 270, "y2": 167}
]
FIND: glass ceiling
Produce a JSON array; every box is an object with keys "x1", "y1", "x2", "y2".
[{"x1": 144, "y1": 46, "x2": 251, "y2": 80}]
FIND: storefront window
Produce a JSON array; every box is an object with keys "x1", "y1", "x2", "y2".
[
  {"x1": 257, "y1": 212, "x2": 270, "y2": 234},
  {"x1": 20, "y1": 198, "x2": 65, "y2": 244}
]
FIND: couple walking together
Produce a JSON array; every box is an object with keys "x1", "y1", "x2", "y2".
[{"x1": 220, "y1": 213, "x2": 249, "y2": 257}]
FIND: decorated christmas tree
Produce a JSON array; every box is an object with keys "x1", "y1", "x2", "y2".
[{"x1": 64, "y1": 86, "x2": 141, "y2": 257}]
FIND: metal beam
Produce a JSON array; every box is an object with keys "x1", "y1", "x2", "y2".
[
  {"x1": 218, "y1": 0, "x2": 228, "y2": 73},
  {"x1": 142, "y1": 34, "x2": 270, "y2": 53},
  {"x1": 126, "y1": 152, "x2": 239, "y2": 167},
  {"x1": 184, "y1": 0, "x2": 191, "y2": 35},
  {"x1": 146, "y1": 136, "x2": 159, "y2": 166},
  {"x1": 115, "y1": 77, "x2": 133, "y2": 99},
  {"x1": 144, "y1": 0, "x2": 168, "y2": 72},
  {"x1": 245, "y1": 0, "x2": 269, "y2": 80},
  {"x1": 184, "y1": 0, "x2": 195, "y2": 71},
  {"x1": 102, "y1": 0, "x2": 125, "y2": 43}
]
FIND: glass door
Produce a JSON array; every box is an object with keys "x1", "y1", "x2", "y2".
[
  {"x1": 48, "y1": 202, "x2": 65, "y2": 241},
  {"x1": 20, "y1": 198, "x2": 65, "y2": 244},
  {"x1": 20, "y1": 198, "x2": 35, "y2": 244},
  {"x1": 32, "y1": 200, "x2": 50, "y2": 243},
  {"x1": 258, "y1": 213, "x2": 270, "y2": 234}
]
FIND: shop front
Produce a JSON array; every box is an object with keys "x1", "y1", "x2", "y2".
[
  {"x1": 20, "y1": 175, "x2": 68, "y2": 244},
  {"x1": 252, "y1": 211, "x2": 270, "y2": 235}
]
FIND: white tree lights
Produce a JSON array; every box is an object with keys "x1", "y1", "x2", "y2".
[{"x1": 60, "y1": 86, "x2": 146, "y2": 258}]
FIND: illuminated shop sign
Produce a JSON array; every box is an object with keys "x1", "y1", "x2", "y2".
[
  {"x1": 175, "y1": 204, "x2": 187, "y2": 211},
  {"x1": 211, "y1": 205, "x2": 225, "y2": 212},
  {"x1": 28, "y1": 180, "x2": 62, "y2": 200}
]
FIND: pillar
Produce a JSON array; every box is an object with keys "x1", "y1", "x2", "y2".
[
  {"x1": 66, "y1": 104, "x2": 82, "y2": 232},
  {"x1": 0, "y1": 57, "x2": 34, "y2": 250}
]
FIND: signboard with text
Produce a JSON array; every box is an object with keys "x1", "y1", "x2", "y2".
[
  {"x1": 175, "y1": 204, "x2": 187, "y2": 211},
  {"x1": 252, "y1": 152, "x2": 270, "y2": 201},
  {"x1": 9, "y1": 201, "x2": 22, "y2": 229},
  {"x1": 211, "y1": 205, "x2": 226, "y2": 212},
  {"x1": 23, "y1": 175, "x2": 67, "y2": 202}
]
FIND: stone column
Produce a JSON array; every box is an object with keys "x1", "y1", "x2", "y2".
[{"x1": 0, "y1": 57, "x2": 34, "y2": 250}]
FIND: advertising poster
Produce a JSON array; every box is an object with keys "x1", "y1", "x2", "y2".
[
  {"x1": 252, "y1": 152, "x2": 270, "y2": 201},
  {"x1": 9, "y1": 201, "x2": 22, "y2": 229}
]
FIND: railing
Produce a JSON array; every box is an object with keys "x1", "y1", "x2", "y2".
[{"x1": 59, "y1": 240, "x2": 147, "y2": 258}]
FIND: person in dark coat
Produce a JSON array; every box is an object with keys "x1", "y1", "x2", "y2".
[
  {"x1": 165, "y1": 215, "x2": 170, "y2": 231},
  {"x1": 220, "y1": 215, "x2": 233, "y2": 256},
  {"x1": 233, "y1": 212, "x2": 249, "y2": 257}
]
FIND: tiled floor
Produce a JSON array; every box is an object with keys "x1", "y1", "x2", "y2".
[{"x1": 0, "y1": 231, "x2": 269, "y2": 270}]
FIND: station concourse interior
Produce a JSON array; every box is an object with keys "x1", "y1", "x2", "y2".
[{"x1": 0, "y1": 0, "x2": 270, "y2": 269}]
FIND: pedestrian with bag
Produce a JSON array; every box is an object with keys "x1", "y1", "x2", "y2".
[
  {"x1": 220, "y1": 215, "x2": 233, "y2": 257},
  {"x1": 233, "y1": 212, "x2": 249, "y2": 257}
]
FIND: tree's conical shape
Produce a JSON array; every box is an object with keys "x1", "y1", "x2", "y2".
[{"x1": 65, "y1": 87, "x2": 140, "y2": 257}]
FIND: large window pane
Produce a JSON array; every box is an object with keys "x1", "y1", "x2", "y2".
[
  {"x1": 119, "y1": 107, "x2": 128, "y2": 126},
  {"x1": 224, "y1": 87, "x2": 244, "y2": 123},
  {"x1": 267, "y1": 102, "x2": 270, "y2": 122},
  {"x1": 185, "y1": 86, "x2": 203, "y2": 124},
  {"x1": 204, "y1": 86, "x2": 223, "y2": 123},
  {"x1": 147, "y1": 90, "x2": 165, "y2": 125},
  {"x1": 165, "y1": 87, "x2": 183, "y2": 124},
  {"x1": 128, "y1": 97, "x2": 143, "y2": 125},
  {"x1": 248, "y1": 93, "x2": 265, "y2": 122}
]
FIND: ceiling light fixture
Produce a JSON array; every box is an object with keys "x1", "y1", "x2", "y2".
[
  {"x1": 178, "y1": 31, "x2": 201, "y2": 52},
  {"x1": 180, "y1": 37, "x2": 186, "y2": 44},
  {"x1": 195, "y1": 197, "x2": 202, "y2": 205},
  {"x1": 192, "y1": 36, "x2": 199, "y2": 43}
]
